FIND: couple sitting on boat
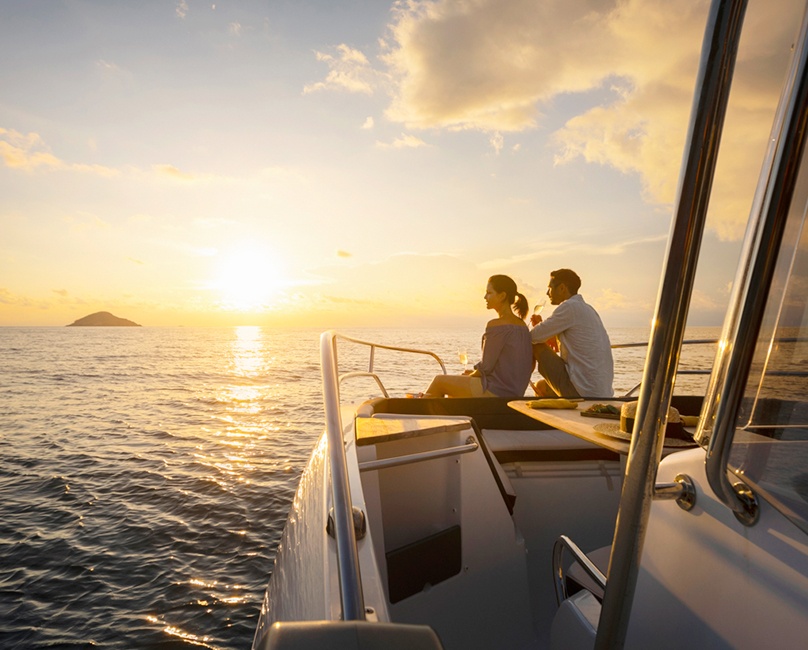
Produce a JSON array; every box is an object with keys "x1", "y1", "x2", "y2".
[{"x1": 423, "y1": 269, "x2": 614, "y2": 399}]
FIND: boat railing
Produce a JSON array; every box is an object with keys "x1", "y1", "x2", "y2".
[
  {"x1": 332, "y1": 332, "x2": 447, "y2": 398},
  {"x1": 319, "y1": 331, "x2": 450, "y2": 622},
  {"x1": 320, "y1": 331, "x2": 366, "y2": 621},
  {"x1": 614, "y1": 339, "x2": 717, "y2": 397}
]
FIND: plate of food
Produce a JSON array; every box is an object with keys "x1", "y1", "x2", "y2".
[{"x1": 580, "y1": 403, "x2": 621, "y2": 419}]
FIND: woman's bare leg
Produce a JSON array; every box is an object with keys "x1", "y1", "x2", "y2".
[{"x1": 424, "y1": 374, "x2": 478, "y2": 398}]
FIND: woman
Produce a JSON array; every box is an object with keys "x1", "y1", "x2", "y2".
[{"x1": 423, "y1": 275, "x2": 533, "y2": 398}]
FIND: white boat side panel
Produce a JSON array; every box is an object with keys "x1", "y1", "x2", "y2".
[
  {"x1": 361, "y1": 418, "x2": 537, "y2": 649},
  {"x1": 506, "y1": 459, "x2": 622, "y2": 648},
  {"x1": 627, "y1": 448, "x2": 808, "y2": 650},
  {"x1": 261, "y1": 434, "x2": 331, "y2": 627}
]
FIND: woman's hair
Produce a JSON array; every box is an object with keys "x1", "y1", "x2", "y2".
[{"x1": 489, "y1": 274, "x2": 529, "y2": 320}]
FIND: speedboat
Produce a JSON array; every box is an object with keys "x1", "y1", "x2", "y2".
[{"x1": 252, "y1": 0, "x2": 808, "y2": 647}]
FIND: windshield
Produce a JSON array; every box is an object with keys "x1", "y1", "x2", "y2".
[{"x1": 729, "y1": 142, "x2": 808, "y2": 534}]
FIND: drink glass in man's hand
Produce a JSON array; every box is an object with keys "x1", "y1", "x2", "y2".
[{"x1": 530, "y1": 300, "x2": 546, "y2": 326}]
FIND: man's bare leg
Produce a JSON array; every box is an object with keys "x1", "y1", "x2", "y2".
[{"x1": 533, "y1": 343, "x2": 581, "y2": 398}]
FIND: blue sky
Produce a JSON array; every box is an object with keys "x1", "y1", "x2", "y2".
[{"x1": 1, "y1": 0, "x2": 803, "y2": 327}]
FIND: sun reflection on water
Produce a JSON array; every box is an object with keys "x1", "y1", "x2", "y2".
[{"x1": 202, "y1": 326, "x2": 280, "y2": 486}]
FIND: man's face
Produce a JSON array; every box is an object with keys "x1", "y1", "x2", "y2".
[{"x1": 546, "y1": 278, "x2": 568, "y2": 305}]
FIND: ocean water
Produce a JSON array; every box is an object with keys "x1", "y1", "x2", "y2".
[{"x1": 0, "y1": 325, "x2": 719, "y2": 649}]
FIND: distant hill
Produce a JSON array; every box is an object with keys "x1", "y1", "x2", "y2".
[{"x1": 67, "y1": 311, "x2": 142, "y2": 327}]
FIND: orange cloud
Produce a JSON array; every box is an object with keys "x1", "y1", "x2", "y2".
[{"x1": 0, "y1": 127, "x2": 119, "y2": 176}]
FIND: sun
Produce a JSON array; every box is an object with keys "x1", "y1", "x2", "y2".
[{"x1": 211, "y1": 247, "x2": 287, "y2": 312}]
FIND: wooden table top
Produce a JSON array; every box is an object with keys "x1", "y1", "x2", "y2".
[
  {"x1": 508, "y1": 400, "x2": 632, "y2": 455},
  {"x1": 355, "y1": 416, "x2": 471, "y2": 447}
]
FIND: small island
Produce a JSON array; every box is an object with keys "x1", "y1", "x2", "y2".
[{"x1": 67, "y1": 311, "x2": 142, "y2": 327}]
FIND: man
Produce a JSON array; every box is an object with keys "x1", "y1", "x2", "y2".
[{"x1": 529, "y1": 268, "x2": 614, "y2": 398}]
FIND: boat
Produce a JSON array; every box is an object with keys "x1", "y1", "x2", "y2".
[{"x1": 252, "y1": 0, "x2": 808, "y2": 647}]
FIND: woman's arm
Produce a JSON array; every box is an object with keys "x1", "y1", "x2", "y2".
[{"x1": 475, "y1": 326, "x2": 508, "y2": 375}]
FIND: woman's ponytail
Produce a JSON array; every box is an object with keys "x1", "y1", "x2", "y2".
[{"x1": 513, "y1": 291, "x2": 529, "y2": 321}]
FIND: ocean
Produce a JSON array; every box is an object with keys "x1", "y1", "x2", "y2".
[{"x1": 0, "y1": 325, "x2": 719, "y2": 649}]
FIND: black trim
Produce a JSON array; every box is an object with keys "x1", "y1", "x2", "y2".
[
  {"x1": 495, "y1": 449, "x2": 621, "y2": 464},
  {"x1": 386, "y1": 526, "x2": 462, "y2": 603}
]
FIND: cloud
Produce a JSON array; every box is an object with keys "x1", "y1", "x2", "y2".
[
  {"x1": 0, "y1": 288, "x2": 34, "y2": 306},
  {"x1": 0, "y1": 128, "x2": 63, "y2": 170},
  {"x1": 304, "y1": 44, "x2": 379, "y2": 94},
  {"x1": 310, "y1": 252, "x2": 480, "y2": 312},
  {"x1": 594, "y1": 288, "x2": 630, "y2": 310},
  {"x1": 361, "y1": 117, "x2": 375, "y2": 129},
  {"x1": 63, "y1": 212, "x2": 111, "y2": 233},
  {"x1": 489, "y1": 132, "x2": 503, "y2": 155},
  {"x1": 376, "y1": 0, "x2": 803, "y2": 240},
  {"x1": 0, "y1": 128, "x2": 119, "y2": 176},
  {"x1": 96, "y1": 59, "x2": 122, "y2": 74},
  {"x1": 376, "y1": 133, "x2": 428, "y2": 149},
  {"x1": 152, "y1": 163, "x2": 199, "y2": 181},
  {"x1": 689, "y1": 288, "x2": 720, "y2": 311},
  {"x1": 337, "y1": 250, "x2": 353, "y2": 258},
  {"x1": 176, "y1": 0, "x2": 188, "y2": 19},
  {"x1": 479, "y1": 232, "x2": 669, "y2": 269},
  {"x1": 382, "y1": 0, "x2": 620, "y2": 131}
]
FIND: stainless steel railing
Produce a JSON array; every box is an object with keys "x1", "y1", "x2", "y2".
[
  {"x1": 613, "y1": 339, "x2": 717, "y2": 396},
  {"x1": 319, "y1": 331, "x2": 449, "y2": 621},
  {"x1": 321, "y1": 332, "x2": 365, "y2": 621},
  {"x1": 595, "y1": 0, "x2": 749, "y2": 647}
]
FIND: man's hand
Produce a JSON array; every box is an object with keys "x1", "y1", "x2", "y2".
[{"x1": 530, "y1": 313, "x2": 543, "y2": 327}]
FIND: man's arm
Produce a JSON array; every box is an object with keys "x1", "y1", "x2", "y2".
[{"x1": 529, "y1": 302, "x2": 574, "y2": 344}]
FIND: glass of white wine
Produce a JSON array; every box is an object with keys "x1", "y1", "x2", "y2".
[
  {"x1": 533, "y1": 299, "x2": 547, "y2": 316},
  {"x1": 458, "y1": 350, "x2": 469, "y2": 372}
]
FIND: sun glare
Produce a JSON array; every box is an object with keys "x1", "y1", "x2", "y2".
[{"x1": 211, "y1": 248, "x2": 286, "y2": 312}]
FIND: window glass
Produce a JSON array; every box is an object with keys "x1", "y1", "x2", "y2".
[{"x1": 729, "y1": 147, "x2": 808, "y2": 534}]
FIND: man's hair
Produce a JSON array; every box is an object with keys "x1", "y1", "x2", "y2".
[{"x1": 551, "y1": 268, "x2": 581, "y2": 294}]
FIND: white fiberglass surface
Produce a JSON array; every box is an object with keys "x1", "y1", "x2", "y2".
[{"x1": 628, "y1": 448, "x2": 808, "y2": 650}]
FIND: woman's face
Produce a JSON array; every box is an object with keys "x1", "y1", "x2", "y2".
[{"x1": 484, "y1": 282, "x2": 506, "y2": 311}]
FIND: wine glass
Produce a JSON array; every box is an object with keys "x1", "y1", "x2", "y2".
[
  {"x1": 458, "y1": 350, "x2": 469, "y2": 372},
  {"x1": 533, "y1": 300, "x2": 547, "y2": 316}
]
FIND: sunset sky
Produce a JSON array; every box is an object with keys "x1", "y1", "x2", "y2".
[{"x1": 1, "y1": 0, "x2": 803, "y2": 328}]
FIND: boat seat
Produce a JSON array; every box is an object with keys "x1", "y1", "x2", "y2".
[
  {"x1": 481, "y1": 429, "x2": 620, "y2": 464},
  {"x1": 550, "y1": 590, "x2": 601, "y2": 650}
]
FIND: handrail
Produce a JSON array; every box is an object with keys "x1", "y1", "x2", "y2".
[
  {"x1": 610, "y1": 338, "x2": 717, "y2": 349},
  {"x1": 703, "y1": 0, "x2": 808, "y2": 525},
  {"x1": 613, "y1": 338, "x2": 806, "y2": 396},
  {"x1": 358, "y1": 437, "x2": 478, "y2": 472},
  {"x1": 339, "y1": 371, "x2": 389, "y2": 397},
  {"x1": 553, "y1": 535, "x2": 607, "y2": 606},
  {"x1": 595, "y1": 1, "x2": 748, "y2": 648},
  {"x1": 320, "y1": 331, "x2": 365, "y2": 621},
  {"x1": 318, "y1": 331, "x2": 450, "y2": 622},
  {"x1": 334, "y1": 332, "x2": 447, "y2": 376}
]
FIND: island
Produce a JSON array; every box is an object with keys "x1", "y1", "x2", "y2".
[{"x1": 67, "y1": 311, "x2": 142, "y2": 327}]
